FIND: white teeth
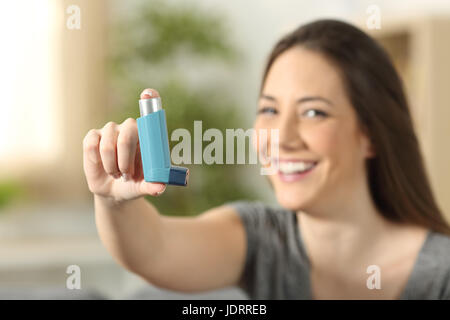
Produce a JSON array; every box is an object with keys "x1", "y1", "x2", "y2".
[{"x1": 278, "y1": 161, "x2": 316, "y2": 174}]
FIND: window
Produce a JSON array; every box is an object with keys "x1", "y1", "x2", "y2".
[{"x1": 0, "y1": 1, "x2": 62, "y2": 170}]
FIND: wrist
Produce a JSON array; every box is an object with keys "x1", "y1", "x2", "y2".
[{"x1": 94, "y1": 194, "x2": 130, "y2": 209}]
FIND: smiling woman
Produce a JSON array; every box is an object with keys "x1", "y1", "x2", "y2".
[
  {"x1": 253, "y1": 19, "x2": 450, "y2": 233},
  {"x1": 229, "y1": 19, "x2": 450, "y2": 299}
]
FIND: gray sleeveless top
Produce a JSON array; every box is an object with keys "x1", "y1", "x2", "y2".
[{"x1": 226, "y1": 200, "x2": 450, "y2": 300}]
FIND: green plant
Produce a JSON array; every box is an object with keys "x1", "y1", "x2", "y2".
[
  {"x1": 0, "y1": 180, "x2": 24, "y2": 211},
  {"x1": 108, "y1": 0, "x2": 259, "y2": 215}
]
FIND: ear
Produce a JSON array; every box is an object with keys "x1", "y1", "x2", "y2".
[
  {"x1": 365, "y1": 140, "x2": 376, "y2": 158},
  {"x1": 360, "y1": 129, "x2": 376, "y2": 159}
]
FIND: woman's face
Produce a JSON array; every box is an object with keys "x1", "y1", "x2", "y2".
[{"x1": 254, "y1": 46, "x2": 374, "y2": 212}]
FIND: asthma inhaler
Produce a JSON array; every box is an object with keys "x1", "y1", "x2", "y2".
[{"x1": 137, "y1": 89, "x2": 189, "y2": 186}]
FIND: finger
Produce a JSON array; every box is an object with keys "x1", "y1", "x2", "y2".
[
  {"x1": 99, "y1": 121, "x2": 121, "y2": 178},
  {"x1": 140, "y1": 88, "x2": 160, "y2": 99},
  {"x1": 132, "y1": 142, "x2": 166, "y2": 196},
  {"x1": 117, "y1": 118, "x2": 138, "y2": 181},
  {"x1": 134, "y1": 140, "x2": 144, "y2": 180},
  {"x1": 83, "y1": 129, "x2": 105, "y2": 180}
]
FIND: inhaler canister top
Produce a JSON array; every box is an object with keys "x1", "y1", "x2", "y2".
[{"x1": 139, "y1": 89, "x2": 162, "y2": 116}]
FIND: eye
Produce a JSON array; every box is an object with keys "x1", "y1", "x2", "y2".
[
  {"x1": 257, "y1": 106, "x2": 278, "y2": 115},
  {"x1": 302, "y1": 109, "x2": 328, "y2": 118}
]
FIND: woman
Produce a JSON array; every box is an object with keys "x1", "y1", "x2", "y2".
[{"x1": 82, "y1": 19, "x2": 450, "y2": 299}]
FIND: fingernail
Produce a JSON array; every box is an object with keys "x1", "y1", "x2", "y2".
[
  {"x1": 122, "y1": 173, "x2": 131, "y2": 181},
  {"x1": 155, "y1": 185, "x2": 166, "y2": 196}
]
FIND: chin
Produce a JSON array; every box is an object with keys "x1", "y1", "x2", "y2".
[{"x1": 275, "y1": 189, "x2": 314, "y2": 212}]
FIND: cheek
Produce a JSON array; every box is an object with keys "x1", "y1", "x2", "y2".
[
  {"x1": 252, "y1": 119, "x2": 276, "y2": 158},
  {"x1": 301, "y1": 121, "x2": 342, "y2": 156},
  {"x1": 303, "y1": 120, "x2": 364, "y2": 174}
]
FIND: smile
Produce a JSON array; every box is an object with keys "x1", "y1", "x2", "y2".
[{"x1": 277, "y1": 160, "x2": 318, "y2": 182}]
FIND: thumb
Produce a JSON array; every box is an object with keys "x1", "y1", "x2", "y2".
[{"x1": 139, "y1": 181, "x2": 167, "y2": 197}]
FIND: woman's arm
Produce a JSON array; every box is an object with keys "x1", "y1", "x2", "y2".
[
  {"x1": 95, "y1": 194, "x2": 246, "y2": 292},
  {"x1": 84, "y1": 87, "x2": 247, "y2": 292}
]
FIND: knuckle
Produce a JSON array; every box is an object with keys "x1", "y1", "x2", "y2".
[
  {"x1": 103, "y1": 121, "x2": 116, "y2": 130},
  {"x1": 83, "y1": 130, "x2": 98, "y2": 149},
  {"x1": 123, "y1": 117, "x2": 136, "y2": 125},
  {"x1": 85, "y1": 128, "x2": 97, "y2": 137},
  {"x1": 121, "y1": 119, "x2": 138, "y2": 135}
]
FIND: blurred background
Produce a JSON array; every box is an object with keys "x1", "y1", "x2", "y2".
[{"x1": 0, "y1": 0, "x2": 449, "y2": 299}]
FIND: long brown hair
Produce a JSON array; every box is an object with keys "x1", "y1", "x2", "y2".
[{"x1": 260, "y1": 19, "x2": 450, "y2": 235}]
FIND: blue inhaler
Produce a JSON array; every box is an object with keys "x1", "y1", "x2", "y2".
[{"x1": 137, "y1": 89, "x2": 189, "y2": 186}]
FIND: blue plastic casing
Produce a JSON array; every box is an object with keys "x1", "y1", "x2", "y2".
[{"x1": 137, "y1": 109, "x2": 188, "y2": 186}]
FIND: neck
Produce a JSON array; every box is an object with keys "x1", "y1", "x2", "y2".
[{"x1": 296, "y1": 177, "x2": 397, "y2": 265}]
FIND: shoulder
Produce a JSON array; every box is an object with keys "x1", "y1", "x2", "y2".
[
  {"x1": 223, "y1": 199, "x2": 301, "y2": 271},
  {"x1": 222, "y1": 200, "x2": 306, "y2": 299},
  {"x1": 224, "y1": 200, "x2": 295, "y2": 235},
  {"x1": 423, "y1": 231, "x2": 450, "y2": 268},
  {"x1": 425, "y1": 231, "x2": 450, "y2": 253},
  {"x1": 418, "y1": 231, "x2": 450, "y2": 299}
]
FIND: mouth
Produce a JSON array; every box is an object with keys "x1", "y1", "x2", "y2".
[{"x1": 275, "y1": 159, "x2": 319, "y2": 182}]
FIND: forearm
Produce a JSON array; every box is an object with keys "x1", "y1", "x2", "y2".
[{"x1": 94, "y1": 194, "x2": 165, "y2": 275}]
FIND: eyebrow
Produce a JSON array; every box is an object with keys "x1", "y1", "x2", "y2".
[{"x1": 259, "y1": 94, "x2": 333, "y2": 106}]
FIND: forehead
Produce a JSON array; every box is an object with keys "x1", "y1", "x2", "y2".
[{"x1": 262, "y1": 46, "x2": 346, "y2": 101}]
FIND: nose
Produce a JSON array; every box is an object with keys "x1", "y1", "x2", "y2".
[{"x1": 278, "y1": 113, "x2": 304, "y2": 151}]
